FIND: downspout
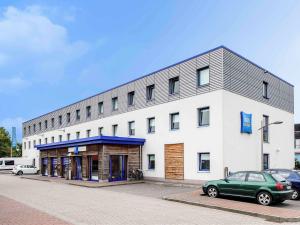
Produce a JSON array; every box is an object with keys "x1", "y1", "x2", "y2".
[{"x1": 139, "y1": 145, "x2": 143, "y2": 170}]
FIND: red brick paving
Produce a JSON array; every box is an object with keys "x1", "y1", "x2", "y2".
[
  {"x1": 164, "y1": 190, "x2": 300, "y2": 222},
  {"x1": 0, "y1": 195, "x2": 71, "y2": 225}
]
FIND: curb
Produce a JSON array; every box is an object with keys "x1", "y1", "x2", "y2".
[{"x1": 163, "y1": 197, "x2": 300, "y2": 223}]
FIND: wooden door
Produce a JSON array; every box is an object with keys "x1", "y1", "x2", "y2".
[{"x1": 165, "y1": 143, "x2": 184, "y2": 180}]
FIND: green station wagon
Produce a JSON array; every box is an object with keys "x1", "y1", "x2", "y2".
[{"x1": 202, "y1": 171, "x2": 293, "y2": 206}]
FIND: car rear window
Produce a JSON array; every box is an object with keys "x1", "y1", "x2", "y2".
[{"x1": 271, "y1": 174, "x2": 286, "y2": 182}]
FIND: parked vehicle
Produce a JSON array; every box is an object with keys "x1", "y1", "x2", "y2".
[
  {"x1": 202, "y1": 171, "x2": 293, "y2": 206},
  {"x1": 0, "y1": 157, "x2": 33, "y2": 170},
  {"x1": 12, "y1": 165, "x2": 39, "y2": 175},
  {"x1": 265, "y1": 169, "x2": 300, "y2": 200}
]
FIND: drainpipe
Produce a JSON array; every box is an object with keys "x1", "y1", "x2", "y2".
[{"x1": 139, "y1": 145, "x2": 143, "y2": 170}]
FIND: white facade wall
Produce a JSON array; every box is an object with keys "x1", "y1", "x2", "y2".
[{"x1": 22, "y1": 90, "x2": 294, "y2": 181}]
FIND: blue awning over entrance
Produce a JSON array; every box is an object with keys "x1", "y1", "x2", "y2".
[{"x1": 35, "y1": 135, "x2": 145, "y2": 151}]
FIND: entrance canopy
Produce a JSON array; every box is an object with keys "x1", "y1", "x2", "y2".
[{"x1": 35, "y1": 135, "x2": 145, "y2": 151}]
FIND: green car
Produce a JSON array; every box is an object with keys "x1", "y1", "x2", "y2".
[{"x1": 202, "y1": 171, "x2": 293, "y2": 206}]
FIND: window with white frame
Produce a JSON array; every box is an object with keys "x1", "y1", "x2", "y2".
[
  {"x1": 98, "y1": 102, "x2": 104, "y2": 114},
  {"x1": 51, "y1": 136, "x2": 55, "y2": 143},
  {"x1": 33, "y1": 140, "x2": 36, "y2": 147},
  {"x1": 86, "y1": 129, "x2": 91, "y2": 138},
  {"x1": 45, "y1": 120, "x2": 48, "y2": 129},
  {"x1": 112, "y1": 124, "x2": 118, "y2": 136},
  {"x1": 67, "y1": 133, "x2": 71, "y2": 141},
  {"x1": 98, "y1": 127, "x2": 103, "y2": 136},
  {"x1": 169, "y1": 77, "x2": 179, "y2": 95},
  {"x1": 198, "y1": 153, "x2": 210, "y2": 171},
  {"x1": 170, "y1": 113, "x2": 179, "y2": 130},
  {"x1": 146, "y1": 84, "x2": 155, "y2": 101},
  {"x1": 28, "y1": 141, "x2": 31, "y2": 149},
  {"x1": 86, "y1": 106, "x2": 91, "y2": 119},
  {"x1": 198, "y1": 107, "x2": 210, "y2": 126},
  {"x1": 263, "y1": 115, "x2": 269, "y2": 142},
  {"x1": 59, "y1": 115, "x2": 62, "y2": 125},
  {"x1": 148, "y1": 117, "x2": 155, "y2": 133},
  {"x1": 112, "y1": 97, "x2": 118, "y2": 111},
  {"x1": 263, "y1": 81, "x2": 269, "y2": 99},
  {"x1": 39, "y1": 122, "x2": 42, "y2": 130},
  {"x1": 197, "y1": 66, "x2": 209, "y2": 86},
  {"x1": 45, "y1": 138, "x2": 48, "y2": 144},
  {"x1": 296, "y1": 139, "x2": 300, "y2": 149},
  {"x1": 51, "y1": 118, "x2": 55, "y2": 128},
  {"x1": 67, "y1": 113, "x2": 71, "y2": 123},
  {"x1": 128, "y1": 91, "x2": 135, "y2": 106},
  {"x1": 76, "y1": 109, "x2": 80, "y2": 121},
  {"x1": 39, "y1": 139, "x2": 41, "y2": 145},
  {"x1": 76, "y1": 132, "x2": 80, "y2": 139},
  {"x1": 128, "y1": 121, "x2": 135, "y2": 136},
  {"x1": 148, "y1": 154, "x2": 155, "y2": 170},
  {"x1": 24, "y1": 142, "x2": 26, "y2": 149},
  {"x1": 59, "y1": 135, "x2": 62, "y2": 142}
]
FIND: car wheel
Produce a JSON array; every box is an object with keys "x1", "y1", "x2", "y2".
[
  {"x1": 257, "y1": 191, "x2": 272, "y2": 206},
  {"x1": 17, "y1": 171, "x2": 23, "y2": 176},
  {"x1": 291, "y1": 189, "x2": 300, "y2": 200},
  {"x1": 207, "y1": 186, "x2": 219, "y2": 198}
]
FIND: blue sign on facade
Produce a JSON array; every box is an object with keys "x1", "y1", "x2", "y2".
[
  {"x1": 240, "y1": 112, "x2": 252, "y2": 134},
  {"x1": 11, "y1": 127, "x2": 17, "y2": 148},
  {"x1": 74, "y1": 146, "x2": 79, "y2": 154}
]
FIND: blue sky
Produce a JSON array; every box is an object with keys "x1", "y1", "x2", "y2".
[{"x1": 0, "y1": 0, "x2": 300, "y2": 141}]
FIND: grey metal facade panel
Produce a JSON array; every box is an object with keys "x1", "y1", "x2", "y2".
[{"x1": 23, "y1": 47, "x2": 294, "y2": 137}]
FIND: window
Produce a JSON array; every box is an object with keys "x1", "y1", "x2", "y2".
[
  {"x1": 39, "y1": 139, "x2": 41, "y2": 145},
  {"x1": 148, "y1": 117, "x2": 155, "y2": 133},
  {"x1": 33, "y1": 124, "x2": 36, "y2": 133},
  {"x1": 227, "y1": 172, "x2": 247, "y2": 181},
  {"x1": 76, "y1": 132, "x2": 80, "y2": 139},
  {"x1": 112, "y1": 124, "x2": 118, "y2": 136},
  {"x1": 247, "y1": 173, "x2": 265, "y2": 182},
  {"x1": 98, "y1": 127, "x2": 103, "y2": 136},
  {"x1": 98, "y1": 102, "x2": 104, "y2": 114},
  {"x1": 45, "y1": 120, "x2": 48, "y2": 129},
  {"x1": 86, "y1": 106, "x2": 91, "y2": 119},
  {"x1": 33, "y1": 140, "x2": 36, "y2": 147},
  {"x1": 295, "y1": 139, "x2": 300, "y2": 149},
  {"x1": 86, "y1": 129, "x2": 91, "y2": 138},
  {"x1": 198, "y1": 153, "x2": 210, "y2": 171},
  {"x1": 263, "y1": 115, "x2": 269, "y2": 142},
  {"x1": 169, "y1": 76, "x2": 179, "y2": 95},
  {"x1": 67, "y1": 133, "x2": 71, "y2": 141},
  {"x1": 5, "y1": 160, "x2": 14, "y2": 166},
  {"x1": 128, "y1": 91, "x2": 135, "y2": 106},
  {"x1": 148, "y1": 154, "x2": 155, "y2": 170},
  {"x1": 24, "y1": 142, "x2": 26, "y2": 149},
  {"x1": 112, "y1": 97, "x2": 118, "y2": 111},
  {"x1": 146, "y1": 84, "x2": 155, "y2": 101},
  {"x1": 76, "y1": 109, "x2": 80, "y2": 121},
  {"x1": 197, "y1": 66, "x2": 210, "y2": 86},
  {"x1": 51, "y1": 118, "x2": 55, "y2": 128},
  {"x1": 67, "y1": 113, "x2": 71, "y2": 123},
  {"x1": 128, "y1": 121, "x2": 135, "y2": 136},
  {"x1": 263, "y1": 154, "x2": 269, "y2": 170},
  {"x1": 51, "y1": 136, "x2": 55, "y2": 143},
  {"x1": 28, "y1": 141, "x2": 31, "y2": 149},
  {"x1": 59, "y1": 135, "x2": 62, "y2": 142},
  {"x1": 23, "y1": 127, "x2": 26, "y2": 135},
  {"x1": 39, "y1": 122, "x2": 42, "y2": 131},
  {"x1": 170, "y1": 112, "x2": 179, "y2": 130},
  {"x1": 28, "y1": 126, "x2": 31, "y2": 134},
  {"x1": 263, "y1": 81, "x2": 269, "y2": 99},
  {"x1": 198, "y1": 107, "x2": 210, "y2": 126},
  {"x1": 45, "y1": 138, "x2": 48, "y2": 144},
  {"x1": 59, "y1": 115, "x2": 62, "y2": 126}
]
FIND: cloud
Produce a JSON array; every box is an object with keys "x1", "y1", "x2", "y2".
[
  {"x1": 0, "y1": 5, "x2": 89, "y2": 83},
  {"x1": 0, "y1": 76, "x2": 31, "y2": 94}
]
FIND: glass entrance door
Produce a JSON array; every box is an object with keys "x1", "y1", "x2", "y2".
[
  {"x1": 74, "y1": 156, "x2": 82, "y2": 180},
  {"x1": 109, "y1": 155, "x2": 127, "y2": 182},
  {"x1": 88, "y1": 155, "x2": 99, "y2": 181},
  {"x1": 51, "y1": 158, "x2": 58, "y2": 177}
]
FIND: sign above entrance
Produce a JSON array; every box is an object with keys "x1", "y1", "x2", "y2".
[
  {"x1": 240, "y1": 112, "x2": 252, "y2": 134},
  {"x1": 68, "y1": 146, "x2": 86, "y2": 153}
]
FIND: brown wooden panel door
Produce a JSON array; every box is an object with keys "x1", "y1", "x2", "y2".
[{"x1": 165, "y1": 143, "x2": 184, "y2": 180}]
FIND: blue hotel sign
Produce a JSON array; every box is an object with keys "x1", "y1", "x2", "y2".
[{"x1": 240, "y1": 112, "x2": 252, "y2": 134}]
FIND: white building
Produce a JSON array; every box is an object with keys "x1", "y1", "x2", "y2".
[{"x1": 22, "y1": 46, "x2": 294, "y2": 182}]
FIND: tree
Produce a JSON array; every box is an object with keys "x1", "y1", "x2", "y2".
[
  {"x1": 0, "y1": 127, "x2": 11, "y2": 157},
  {"x1": 13, "y1": 143, "x2": 22, "y2": 157}
]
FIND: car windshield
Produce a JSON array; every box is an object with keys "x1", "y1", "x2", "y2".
[{"x1": 271, "y1": 174, "x2": 286, "y2": 182}]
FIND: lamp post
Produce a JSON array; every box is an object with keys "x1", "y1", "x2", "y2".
[{"x1": 258, "y1": 120, "x2": 283, "y2": 171}]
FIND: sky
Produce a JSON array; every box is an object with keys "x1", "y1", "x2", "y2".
[{"x1": 0, "y1": 0, "x2": 300, "y2": 141}]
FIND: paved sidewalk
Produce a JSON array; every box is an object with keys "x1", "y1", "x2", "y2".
[
  {"x1": 0, "y1": 195, "x2": 70, "y2": 225},
  {"x1": 164, "y1": 190, "x2": 300, "y2": 222}
]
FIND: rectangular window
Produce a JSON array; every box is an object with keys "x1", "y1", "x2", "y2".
[
  {"x1": 59, "y1": 115, "x2": 62, "y2": 125},
  {"x1": 51, "y1": 118, "x2": 55, "y2": 128},
  {"x1": 39, "y1": 122, "x2": 42, "y2": 131},
  {"x1": 76, "y1": 109, "x2": 80, "y2": 121},
  {"x1": 33, "y1": 124, "x2": 36, "y2": 133},
  {"x1": 67, "y1": 133, "x2": 71, "y2": 141},
  {"x1": 98, "y1": 127, "x2": 103, "y2": 136},
  {"x1": 248, "y1": 173, "x2": 265, "y2": 182},
  {"x1": 146, "y1": 84, "x2": 155, "y2": 101},
  {"x1": 28, "y1": 126, "x2": 31, "y2": 134},
  {"x1": 112, "y1": 124, "x2": 118, "y2": 136},
  {"x1": 59, "y1": 135, "x2": 62, "y2": 142},
  {"x1": 112, "y1": 97, "x2": 118, "y2": 111},
  {"x1": 67, "y1": 113, "x2": 71, "y2": 123},
  {"x1": 5, "y1": 160, "x2": 14, "y2": 166},
  {"x1": 263, "y1": 81, "x2": 269, "y2": 99},
  {"x1": 39, "y1": 139, "x2": 41, "y2": 145},
  {"x1": 98, "y1": 102, "x2": 104, "y2": 114},
  {"x1": 128, "y1": 121, "x2": 135, "y2": 136},
  {"x1": 198, "y1": 107, "x2": 210, "y2": 126},
  {"x1": 263, "y1": 115, "x2": 269, "y2": 142},
  {"x1": 296, "y1": 139, "x2": 300, "y2": 149},
  {"x1": 76, "y1": 132, "x2": 80, "y2": 139},
  {"x1": 263, "y1": 154, "x2": 269, "y2": 170},
  {"x1": 197, "y1": 66, "x2": 210, "y2": 86},
  {"x1": 33, "y1": 140, "x2": 36, "y2": 147},
  {"x1": 23, "y1": 127, "x2": 26, "y2": 135},
  {"x1": 170, "y1": 112, "x2": 179, "y2": 130},
  {"x1": 169, "y1": 76, "x2": 179, "y2": 95},
  {"x1": 148, "y1": 154, "x2": 155, "y2": 170},
  {"x1": 198, "y1": 153, "x2": 210, "y2": 171},
  {"x1": 24, "y1": 142, "x2": 26, "y2": 149},
  {"x1": 45, "y1": 120, "x2": 48, "y2": 129},
  {"x1": 86, "y1": 106, "x2": 91, "y2": 119},
  {"x1": 28, "y1": 141, "x2": 31, "y2": 149},
  {"x1": 128, "y1": 91, "x2": 135, "y2": 106},
  {"x1": 51, "y1": 136, "x2": 55, "y2": 143},
  {"x1": 45, "y1": 138, "x2": 48, "y2": 144},
  {"x1": 148, "y1": 117, "x2": 155, "y2": 133},
  {"x1": 86, "y1": 129, "x2": 91, "y2": 138}
]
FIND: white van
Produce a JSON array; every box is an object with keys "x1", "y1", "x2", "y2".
[{"x1": 0, "y1": 157, "x2": 33, "y2": 170}]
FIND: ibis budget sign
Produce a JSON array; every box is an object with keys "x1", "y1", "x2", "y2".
[{"x1": 240, "y1": 112, "x2": 252, "y2": 134}]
